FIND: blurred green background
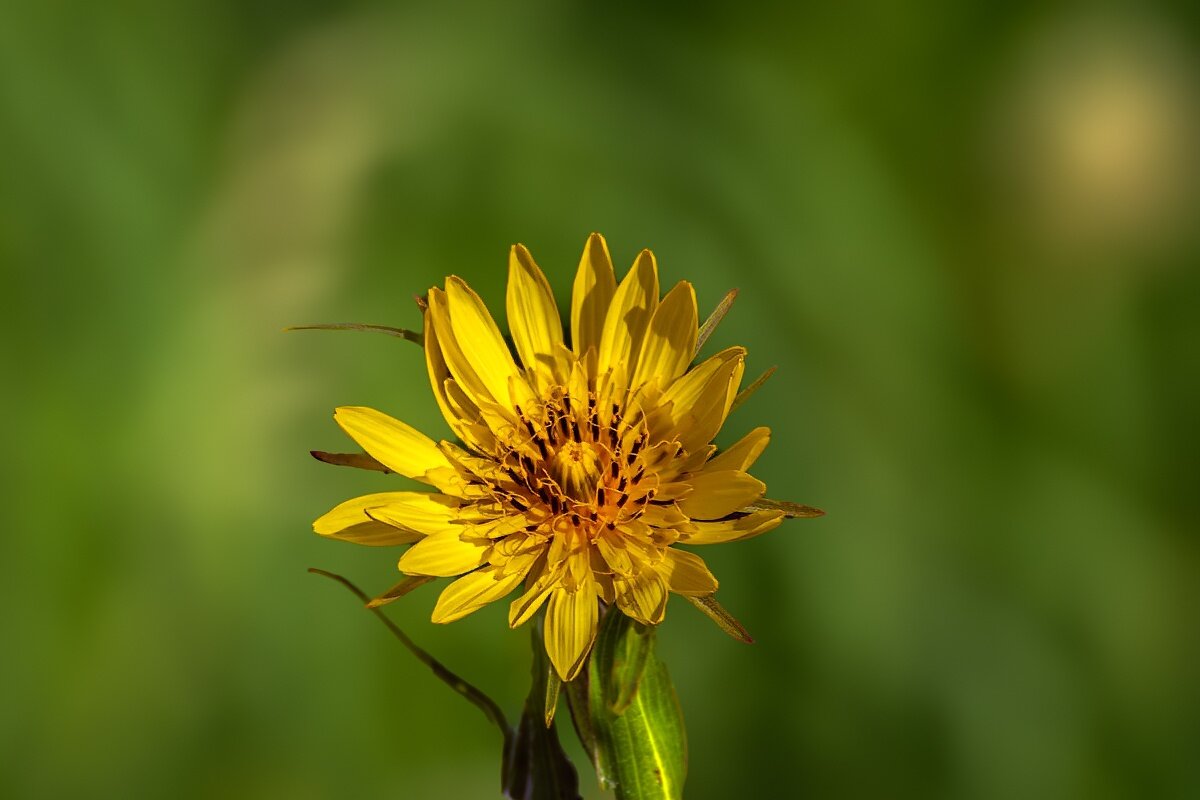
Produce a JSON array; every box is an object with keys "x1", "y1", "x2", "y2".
[{"x1": 3, "y1": 1, "x2": 1198, "y2": 798}]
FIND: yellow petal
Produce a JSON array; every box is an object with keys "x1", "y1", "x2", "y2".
[
  {"x1": 597, "y1": 249, "x2": 659, "y2": 382},
  {"x1": 571, "y1": 233, "x2": 617, "y2": 362},
  {"x1": 445, "y1": 276, "x2": 522, "y2": 404},
  {"x1": 427, "y1": 287, "x2": 495, "y2": 408},
  {"x1": 595, "y1": 531, "x2": 635, "y2": 577},
  {"x1": 705, "y1": 426, "x2": 771, "y2": 473},
  {"x1": 508, "y1": 565, "x2": 558, "y2": 628},
  {"x1": 639, "y1": 502, "x2": 693, "y2": 531},
  {"x1": 440, "y1": 375, "x2": 501, "y2": 451},
  {"x1": 333, "y1": 407, "x2": 452, "y2": 484},
  {"x1": 361, "y1": 492, "x2": 465, "y2": 536},
  {"x1": 507, "y1": 244, "x2": 565, "y2": 383},
  {"x1": 649, "y1": 346, "x2": 745, "y2": 453},
  {"x1": 367, "y1": 575, "x2": 435, "y2": 608},
  {"x1": 679, "y1": 359, "x2": 744, "y2": 456},
  {"x1": 313, "y1": 492, "x2": 425, "y2": 546},
  {"x1": 398, "y1": 529, "x2": 488, "y2": 577},
  {"x1": 438, "y1": 440, "x2": 514, "y2": 487},
  {"x1": 681, "y1": 509, "x2": 785, "y2": 545},
  {"x1": 431, "y1": 564, "x2": 528, "y2": 623},
  {"x1": 653, "y1": 347, "x2": 743, "y2": 427},
  {"x1": 614, "y1": 568, "x2": 668, "y2": 625},
  {"x1": 677, "y1": 470, "x2": 766, "y2": 520},
  {"x1": 424, "y1": 303, "x2": 489, "y2": 451},
  {"x1": 544, "y1": 582, "x2": 599, "y2": 680},
  {"x1": 656, "y1": 548, "x2": 719, "y2": 595},
  {"x1": 631, "y1": 281, "x2": 698, "y2": 390}
]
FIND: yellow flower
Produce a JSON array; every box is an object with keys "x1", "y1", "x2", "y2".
[{"x1": 313, "y1": 233, "x2": 815, "y2": 680}]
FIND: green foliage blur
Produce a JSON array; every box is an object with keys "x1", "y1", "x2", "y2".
[{"x1": 3, "y1": 2, "x2": 1198, "y2": 798}]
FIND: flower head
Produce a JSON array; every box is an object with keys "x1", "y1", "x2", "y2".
[{"x1": 314, "y1": 234, "x2": 815, "y2": 680}]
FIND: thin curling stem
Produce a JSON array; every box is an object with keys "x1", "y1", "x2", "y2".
[{"x1": 308, "y1": 567, "x2": 511, "y2": 741}]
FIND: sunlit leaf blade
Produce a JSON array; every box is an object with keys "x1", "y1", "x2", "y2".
[
  {"x1": 308, "y1": 568, "x2": 510, "y2": 741},
  {"x1": 747, "y1": 497, "x2": 825, "y2": 518},
  {"x1": 729, "y1": 365, "x2": 776, "y2": 413},
  {"x1": 695, "y1": 288, "x2": 738, "y2": 355},
  {"x1": 585, "y1": 609, "x2": 687, "y2": 800},
  {"x1": 285, "y1": 322, "x2": 423, "y2": 344},
  {"x1": 310, "y1": 450, "x2": 391, "y2": 473},
  {"x1": 503, "y1": 625, "x2": 582, "y2": 800},
  {"x1": 366, "y1": 575, "x2": 435, "y2": 608},
  {"x1": 683, "y1": 594, "x2": 754, "y2": 643}
]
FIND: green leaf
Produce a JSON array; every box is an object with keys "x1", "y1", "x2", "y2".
[
  {"x1": 582, "y1": 609, "x2": 687, "y2": 800},
  {"x1": 503, "y1": 625, "x2": 582, "y2": 800}
]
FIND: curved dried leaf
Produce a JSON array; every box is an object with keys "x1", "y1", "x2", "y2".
[
  {"x1": 310, "y1": 450, "x2": 391, "y2": 473},
  {"x1": 683, "y1": 594, "x2": 754, "y2": 643},
  {"x1": 695, "y1": 288, "x2": 738, "y2": 355},
  {"x1": 729, "y1": 365, "x2": 776, "y2": 413},
  {"x1": 286, "y1": 322, "x2": 422, "y2": 344},
  {"x1": 746, "y1": 498, "x2": 826, "y2": 518}
]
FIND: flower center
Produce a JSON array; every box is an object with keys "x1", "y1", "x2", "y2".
[
  {"x1": 507, "y1": 385, "x2": 658, "y2": 533},
  {"x1": 549, "y1": 441, "x2": 601, "y2": 503}
]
